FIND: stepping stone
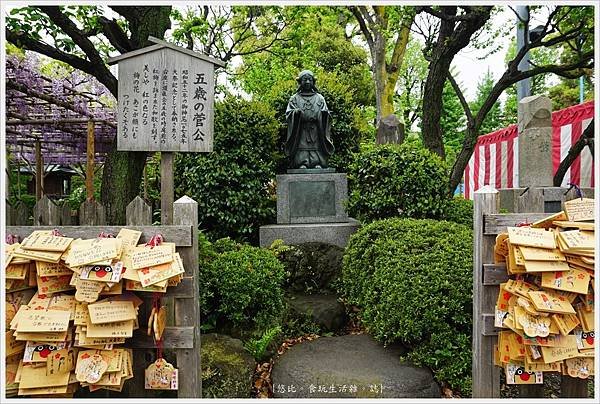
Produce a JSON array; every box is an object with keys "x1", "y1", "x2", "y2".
[{"x1": 272, "y1": 334, "x2": 440, "y2": 398}]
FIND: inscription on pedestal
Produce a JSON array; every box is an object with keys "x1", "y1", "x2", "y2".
[
  {"x1": 276, "y1": 173, "x2": 348, "y2": 224},
  {"x1": 290, "y1": 181, "x2": 335, "y2": 217}
]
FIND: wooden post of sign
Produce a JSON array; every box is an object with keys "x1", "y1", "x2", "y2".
[
  {"x1": 472, "y1": 186, "x2": 501, "y2": 398},
  {"x1": 86, "y1": 120, "x2": 95, "y2": 200},
  {"x1": 161, "y1": 152, "x2": 174, "y2": 225},
  {"x1": 35, "y1": 139, "x2": 43, "y2": 201},
  {"x1": 143, "y1": 161, "x2": 148, "y2": 200}
]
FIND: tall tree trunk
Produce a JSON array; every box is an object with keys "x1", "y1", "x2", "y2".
[
  {"x1": 348, "y1": 6, "x2": 413, "y2": 130},
  {"x1": 373, "y1": 40, "x2": 388, "y2": 123},
  {"x1": 100, "y1": 6, "x2": 172, "y2": 224},
  {"x1": 420, "y1": 6, "x2": 491, "y2": 160},
  {"x1": 421, "y1": 56, "x2": 453, "y2": 159}
]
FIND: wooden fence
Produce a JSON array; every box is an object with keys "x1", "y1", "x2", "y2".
[
  {"x1": 472, "y1": 186, "x2": 591, "y2": 398},
  {"x1": 5, "y1": 195, "x2": 201, "y2": 398},
  {"x1": 6, "y1": 195, "x2": 112, "y2": 227}
]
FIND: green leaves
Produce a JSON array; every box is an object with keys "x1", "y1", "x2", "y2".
[
  {"x1": 243, "y1": 326, "x2": 281, "y2": 361},
  {"x1": 200, "y1": 240, "x2": 285, "y2": 334},
  {"x1": 444, "y1": 196, "x2": 473, "y2": 226},
  {"x1": 175, "y1": 96, "x2": 280, "y2": 242},
  {"x1": 347, "y1": 143, "x2": 450, "y2": 222},
  {"x1": 339, "y1": 218, "x2": 473, "y2": 394}
]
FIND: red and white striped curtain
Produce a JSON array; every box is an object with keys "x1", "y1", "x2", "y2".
[{"x1": 464, "y1": 101, "x2": 594, "y2": 199}]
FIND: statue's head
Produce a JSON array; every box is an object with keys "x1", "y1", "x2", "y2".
[{"x1": 296, "y1": 70, "x2": 317, "y2": 93}]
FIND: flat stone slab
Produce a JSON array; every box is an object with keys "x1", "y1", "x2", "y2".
[
  {"x1": 260, "y1": 219, "x2": 360, "y2": 248},
  {"x1": 272, "y1": 334, "x2": 440, "y2": 398}
]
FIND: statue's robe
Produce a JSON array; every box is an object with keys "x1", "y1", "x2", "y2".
[{"x1": 285, "y1": 92, "x2": 334, "y2": 168}]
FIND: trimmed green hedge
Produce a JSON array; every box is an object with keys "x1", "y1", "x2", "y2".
[
  {"x1": 347, "y1": 144, "x2": 449, "y2": 222},
  {"x1": 444, "y1": 196, "x2": 473, "y2": 226},
  {"x1": 199, "y1": 235, "x2": 285, "y2": 335},
  {"x1": 339, "y1": 218, "x2": 473, "y2": 394}
]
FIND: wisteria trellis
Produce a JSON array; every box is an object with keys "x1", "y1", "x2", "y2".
[{"x1": 5, "y1": 53, "x2": 116, "y2": 165}]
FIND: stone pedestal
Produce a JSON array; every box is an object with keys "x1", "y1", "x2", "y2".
[
  {"x1": 260, "y1": 170, "x2": 360, "y2": 247},
  {"x1": 260, "y1": 219, "x2": 360, "y2": 248}
]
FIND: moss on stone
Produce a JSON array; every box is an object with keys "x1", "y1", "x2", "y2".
[{"x1": 201, "y1": 333, "x2": 256, "y2": 398}]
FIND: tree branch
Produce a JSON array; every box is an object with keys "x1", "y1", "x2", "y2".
[
  {"x1": 388, "y1": 11, "x2": 414, "y2": 74},
  {"x1": 7, "y1": 29, "x2": 92, "y2": 73},
  {"x1": 372, "y1": 6, "x2": 386, "y2": 29},
  {"x1": 38, "y1": 6, "x2": 104, "y2": 66},
  {"x1": 96, "y1": 16, "x2": 133, "y2": 54},
  {"x1": 7, "y1": 28, "x2": 117, "y2": 97},
  {"x1": 417, "y1": 6, "x2": 481, "y2": 22},
  {"x1": 553, "y1": 119, "x2": 594, "y2": 186},
  {"x1": 447, "y1": 73, "x2": 474, "y2": 126},
  {"x1": 225, "y1": 24, "x2": 288, "y2": 62},
  {"x1": 35, "y1": 6, "x2": 118, "y2": 97},
  {"x1": 507, "y1": 9, "x2": 586, "y2": 75},
  {"x1": 511, "y1": 51, "x2": 593, "y2": 82},
  {"x1": 449, "y1": 51, "x2": 593, "y2": 195},
  {"x1": 358, "y1": 6, "x2": 378, "y2": 33},
  {"x1": 108, "y1": 6, "x2": 137, "y2": 23},
  {"x1": 348, "y1": 6, "x2": 374, "y2": 51}
]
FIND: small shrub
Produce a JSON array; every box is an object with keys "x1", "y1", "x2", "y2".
[
  {"x1": 244, "y1": 326, "x2": 282, "y2": 361},
  {"x1": 339, "y1": 218, "x2": 473, "y2": 394},
  {"x1": 405, "y1": 328, "x2": 472, "y2": 395},
  {"x1": 444, "y1": 196, "x2": 473, "y2": 226},
  {"x1": 347, "y1": 143, "x2": 449, "y2": 222},
  {"x1": 199, "y1": 236, "x2": 286, "y2": 334}
]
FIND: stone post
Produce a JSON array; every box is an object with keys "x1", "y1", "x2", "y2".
[
  {"x1": 517, "y1": 95, "x2": 553, "y2": 187},
  {"x1": 376, "y1": 114, "x2": 405, "y2": 145}
]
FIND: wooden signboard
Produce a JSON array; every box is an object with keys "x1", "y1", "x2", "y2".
[{"x1": 109, "y1": 37, "x2": 225, "y2": 153}]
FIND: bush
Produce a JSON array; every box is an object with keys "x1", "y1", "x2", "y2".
[
  {"x1": 347, "y1": 144, "x2": 450, "y2": 222},
  {"x1": 244, "y1": 326, "x2": 282, "y2": 362},
  {"x1": 176, "y1": 96, "x2": 280, "y2": 243},
  {"x1": 339, "y1": 218, "x2": 473, "y2": 394},
  {"x1": 199, "y1": 235, "x2": 286, "y2": 335},
  {"x1": 444, "y1": 196, "x2": 473, "y2": 226}
]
